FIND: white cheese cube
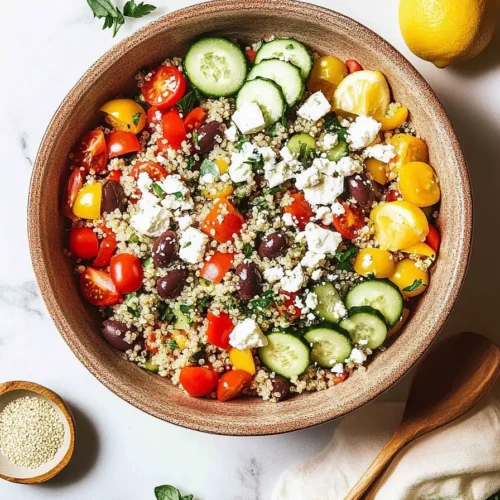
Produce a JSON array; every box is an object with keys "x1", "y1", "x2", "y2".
[
  {"x1": 304, "y1": 223, "x2": 343, "y2": 255},
  {"x1": 131, "y1": 204, "x2": 170, "y2": 238},
  {"x1": 321, "y1": 133, "x2": 338, "y2": 151},
  {"x1": 303, "y1": 174, "x2": 344, "y2": 205},
  {"x1": 264, "y1": 160, "x2": 298, "y2": 188},
  {"x1": 364, "y1": 144, "x2": 396, "y2": 163},
  {"x1": 229, "y1": 318, "x2": 268, "y2": 350},
  {"x1": 224, "y1": 125, "x2": 238, "y2": 142},
  {"x1": 232, "y1": 102, "x2": 266, "y2": 134},
  {"x1": 179, "y1": 227, "x2": 209, "y2": 264},
  {"x1": 229, "y1": 142, "x2": 256, "y2": 183},
  {"x1": 295, "y1": 165, "x2": 321, "y2": 191},
  {"x1": 301, "y1": 250, "x2": 325, "y2": 268},
  {"x1": 348, "y1": 115, "x2": 381, "y2": 150},
  {"x1": 297, "y1": 91, "x2": 331, "y2": 122}
]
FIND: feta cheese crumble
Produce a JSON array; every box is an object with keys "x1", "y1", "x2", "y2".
[
  {"x1": 363, "y1": 144, "x2": 396, "y2": 163},
  {"x1": 232, "y1": 102, "x2": 266, "y2": 134},
  {"x1": 348, "y1": 115, "x2": 381, "y2": 150},
  {"x1": 304, "y1": 223, "x2": 342, "y2": 255},
  {"x1": 281, "y1": 265, "x2": 305, "y2": 293},
  {"x1": 224, "y1": 125, "x2": 238, "y2": 142},
  {"x1": 229, "y1": 318, "x2": 268, "y2": 350},
  {"x1": 297, "y1": 91, "x2": 331, "y2": 122},
  {"x1": 179, "y1": 227, "x2": 208, "y2": 264},
  {"x1": 263, "y1": 266, "x2": 285, "y2": 283},
  {"x1": 303, "y1": 174, "x2": 345, "y2": 205}
]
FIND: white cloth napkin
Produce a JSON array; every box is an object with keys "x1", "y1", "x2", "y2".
[{"x1": 273, "y1": 393, "x2": 500, "y2": 500}]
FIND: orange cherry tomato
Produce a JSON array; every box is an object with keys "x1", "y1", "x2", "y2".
[
  {"x1": 130, "y1": 161, "x2": 168, "y2": 181},
  {"x1": 69, "y1": 227, "x2": 99, "y2": 260},
  {"x1": 62, "y1": 169, "x2": 84, "y2": 219},
  {"x1": 179, "y1": 366, "x2": 219, "y2": 398},
  {"x1": 158, "y1": 108, "x2": 186, "y2": 151},
  {"x1": 217, "y1": 370, "x2": 253, "y2": 402},
  {"x1": 200, "y1": 252, "x2": 234, "y2": 283},
  {"x1": 92, "y1": 235, "x2": 117, "y2": 267},
  {"x1": 333, "y1": 203, "x2": 366, "y2": 239},
  {"x1": 426, "y1": 224, "x2": 440, "y2": 252},
  {"x1": 346, "y1": 59, "x2": 363, "y2": 73},
  {"x1": 283, "y1": 193, "x2": 314, "y2": 230},
  {"x1": 206, "y1": 312, "x2": 234, "y2": 350},
  {"x1": 184, "y1": 107, "x2": 207, "y2": 131},
  {"x1": 201, "y1": 198, "x2": 245, "y2": 244},
  {"x1": 141, "y1": 66, "x2": 187, "y2": 109},
  {"x1": 79, "y1": 267, "x2": 122, "y2": 306},
  {"x1": 275, "y1": 291, "x2": 302, "y2": 322},
  {"x1": 73, "y1": 129, "x2": 108, "y2": 173},
  {"x1": 110, "y1": 253, "x2": 144, "y2": 294},
  {"x1": 245, "y1": 49, "x2": 257, "y2": 63},
  {"x1": 107, "y1": 131, "x2": 140, "y2": 159},
  {"x1": 107, "y1": 170, "x2": 122, "y2": 183}
]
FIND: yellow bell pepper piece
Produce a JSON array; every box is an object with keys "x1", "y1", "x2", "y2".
[
  {"x1": 72, "y1": 183, "x2": 102, "y2": 219},
  {"x1": 229, "y1": 348, "x2": 256, "y2": 375},
  {"x1": 202, "y1": 185, "x2": 234, "y2": 199},
  {"x1": 172, "y1": 331, "x2": 188, "y2": 350}
]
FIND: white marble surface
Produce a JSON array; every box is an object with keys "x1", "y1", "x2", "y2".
[{"x1": 1, "y1": 0, "x2": 499, "y2": 498}]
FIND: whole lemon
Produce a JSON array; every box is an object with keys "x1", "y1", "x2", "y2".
[{"x1": 399, "y1": 0, "x2": 496, "y2": 68}]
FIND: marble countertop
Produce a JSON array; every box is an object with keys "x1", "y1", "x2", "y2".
[{"x1": 1, "y1": 0, "x2": 499, "y2": 498}]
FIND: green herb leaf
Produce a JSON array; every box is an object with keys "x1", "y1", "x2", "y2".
[
  {"x1": 324, "y1": 115, "x2": 348, "y2": 142},
  {"x1": 250, "y1": 195, "x2": 267, "y2": 207},
  {"x1": 152, "y1": 181, "x2": 165, "y2": 199},
  {"x1": 249, "y1": 290, "x2": 275, "y2": 310},
  {"x1": 281, "y1": 115, "x2": 288, "y2": 127},
  {"x1": 298, "y1": 142, "x2": 308, "y2": 162},
  {"x1": 200, "y1": 158, "x2": 220, "y2": 179},
  {"x1": 402, "y1": 279, "x2": 426, "y2": 292},
  {"x1": 189, "y1": 343, "x2": 206, "y2": 364},
  {"x1": 165, "y1": 340, "x2": 179, "y2": 350},
  {"x1": 268, "y1": 123, "x2": 277, "y2": 137},
  {"x1": 199, "y1": 296, "x2": 210, "y2": 310},
  {"x1": 123, "y1": 0, "x2": 156, "y2": 18},
  {"x1": 183, "y1": 241, "x2": 192, "y2": 248},
  {"x1": 186, "y1": 157, "x2": 196, "y2": 170},
  {"x1": 335, "y1": 246, "x2": 359, "y2": 273},
  {"x1": 87, "y1": 0, "x2": 117, "y2": 18},
  {"x1": 286, "y1": 43, "x2": 294, "y2": 50},
  {"x1": 131, "y1": 112, "x2": 142, "y2": 126},
  {"x1": 179, "y1": 304, "x2": 191, "y2": 315},
  {"x1": 154, "y1": 485, "x2": 182, "y2": 500},
  {"x1": 192, "y1": 129, "x2": 199, "y2": 148},
  {"x1": 244, "y1": 153, "x2": 265, "y2": 174},
  {"x1": 158, "y1": 303, "x2": 176, "y2": 322},
  {"x1": 243, "y1": 243, "x2": 254, "y2": 259},
  {"x1": 172, "y1": 191, "x2": 183, "y2": 200},
  {"x1": 267, "y1": 186, "x2": 284, "y2": 196},
  {"x1": 181, "y1": 496, "x2": 194, "y2": 500},
  {"x1": 176, "y1": 89, "x2": 201, "y2": 115},
  {"x1": 236, "y1": 135, "x2": 250, "y2": 151},
  {"x1": 141, "y1": 256, "x2": 152, "y2": 268}
]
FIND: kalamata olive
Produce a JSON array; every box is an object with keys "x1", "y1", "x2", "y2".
[
  {"x1": 271, "y1": 375, "x2": 292, "y2": 401},
  {"x1": 196, "y1": 121, "x2": 222, "y2": 154},
  {"x1": 258, "y1": 231, "x2": 289, "y2": 260},
  {"x1": 102, "y1": 320, "x2": 136, "y2": 351},
  {"x1": 346, "y1": 173, "x2": 374, "y2": 210},
  {"x1": 157, "y1": 269, "x2": 187, "y2": 298},
  {"x1": 101, "y1": 180, "x2": 125, "y2": 214},
  {"x1": 235, "y1": 263, "x2": 262, "y2": 301},
  {"x1": 152, "y1": 231, "x2": 178, "y2": 268}
]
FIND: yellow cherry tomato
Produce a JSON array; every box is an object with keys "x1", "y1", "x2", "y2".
[
  {"x1": 370, "y1": 201, "x2": 429, "y2": 251},
  {"x1": 401, "y1": 242, "x2": 436, "y2": 260},
  {"x1": 72, "y1": 183, "x2": 102, "y2": 219},
  {"x1": 202, "y1": 184, "x2": 234, "y2": 199},
  {"x1": 399, "y1": 161, "x2": 441, "y2": 207},
  {"x1": 389, "y1": 134, "x2": 429, "y2": 172},
  {"x1": 172, "y1": 331, "x2": 188, "y2": 350},
  {"x1": 215, "y1": 158, "x2": 229, "y2": 174},
  {"x1": 229, "y1": 348, "x2": 256, "y2": 375},
  {"x1": 100, "y1": 98, "x2": 147, "y2": 134},
  {"x1": 354, "y1": 248, "x2": 395, "y2": 278},
  {"x1": 380, "y1": 106, "x2": 408, "y2": 131},
  {"x1": 365, "y1": 158, "x2": 388, "y2": 184},
  {"x1": 307, "y1": 56, "x2": 348, "y2": 101},
  {"x1": 389, "y1": 258, "x2": 429, "y2": 298},
  {"x1": 388, "y1": 308, "x2": 410, "y2": 336}
]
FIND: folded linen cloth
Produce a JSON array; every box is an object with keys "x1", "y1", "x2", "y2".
[{"x1": 273, "y1": 392, "x2": 500, "y2": 500}]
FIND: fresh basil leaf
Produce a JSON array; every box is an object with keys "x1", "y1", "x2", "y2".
[
  {"x1": 131, "y1": 112, "x2": 142, "y2": 126},
  {"x1": 176, "y1": 89, "x2": 200, "y2": 115},
  {"x1": 123, "y1": 0, "x2": 156, "y2": 18},
  {"x1": 152, "y1": 182, "x2": 165, "y2": 199},
  {"x1": 200, "y1": 158, "x2": 220, "y2": 179},
  {"x1": 154, "y1": 485, "x2": 182, "y2": 500},
  {"x1": 335, "y1": 246, "x2": 359, "y2": 273},
  {"x1": 402, "y1": 279, "x2": 426, "y2": 292},
  {"x1": 87, "y1": 0, "x2": 117, "y2": 18}
]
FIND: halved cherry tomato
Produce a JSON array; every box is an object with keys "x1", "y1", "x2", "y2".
[
  {"x1": 107, "y1": 131, "x2": 140, "y2": 159},
  {"x1": 426, "y1": 224, "x2": 441, "y2": 252},
  {"x1": 72, "y1": 183, "x2": 102, "y2": 220},
  {"x1": 69, "y1": 227, "x2": 99, "y2": 260},
  {"x1": 275, "y1": 291, "x2": 302, "y2": 322},
  {"x1": 346, "y1": 59, "x2": 363, "y2": 73},
  {"x1": 201, "y1": 252, "x2": 234, "y2": 283},
  {"x1": 202, "y1": 198, "x2": 245, "y2": 244},
  {"x1": 158, "y1": 109, "x2": 186, "y2": 151},
  {"x1": 206, "y1": 312, "x2": 234, "y2": 350},
  {"x1": 107, "y1": 170, "x2": 122, "y2": 183},
  {"x1": 283, "y1": 193, "x2": 314, "y2": 230},
  {"x1": 245, "y1": 49, "x2": 257, "y2": 63},
  {"x1": 100, "y1": 98, "x2": 146, "y2": 134},
  {"x1": 217, "y1": 370, "x2": 252, "y2": 402},
  {"x1": 130, "y1": 161, "x2": 168, "y2": 181},
  {"x1": 179, "y1": 366, "x2": 219, "y2": 397},
  {"x1": 386, "y1": 189, "x2": 402, "y2": 202},
  {"x1": 184, "y1": 107, "x2": 207, "y2": 131},
  {"x1": 62, "y1": 169, "x2": 83, "y2": 219},
  {"x1": 141, "y1": 66, "x2": 187, "y2": 109},
  {"x1": 79, "y1": 267, "x2": 122, "y2": 306},
  {"x1": 110, "y1": 253, "x2": 144, "y2": 294},
  {"x1": 333, "y1": 203, "x2": 366, "y2": 239},
  {"x1": 73, "y1": 129, "x2": 108, "y2": 173},
  {"x1": 307, "y1": 56, "x2": 348, "y2": 100},
  {"x1": 92, "y1": 235, "x2": 117, "y2": 267}
]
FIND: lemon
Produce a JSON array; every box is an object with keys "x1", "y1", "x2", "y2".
[
  {"x1": 399, "y1": 0, "x2": 496, "y2": 68},
  {"x1": 333, "y1": 70, "x2": 390, "y2": 121}
]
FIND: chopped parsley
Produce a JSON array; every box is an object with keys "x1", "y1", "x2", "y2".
[
  {"x1": 183, "y1": 241, "x2": 192, "y2": 248},
  {"x1": 335, "y1": 246, "x2": 359, "y2": 273},
  {"x1": 154, "y1": 484, "x2": 193, "y2": 500},
  {"x1": 129, "y1": 234, "x2": 139, "y2": 244},
  {"x1": 151, "y1": 181, "x2": 165, "y2": 199},
  {"x1": 131, "y1": 112, "x2": 142, "y2": 127},
  {"x1": 165, "y1": 340, "x2": 179, "y2": 350},
  {"x1": 158, "y1": 303, "x2": 176, "y2": 322},
  {"x1": 236, "y1": 135, "x2": 250, "y2": 150},
  {"x1": 192, "y1": 129, "x2": 199, "y2": 148},
  {"x1": 243, "y1": 243, "x2": 254, "y2": 259},
  {"x1": 285, "y1": 43, "x2": 294, "y2": 50},
  {"x1": 249, "y1": 290, "x2": 275, "y2": 310},
  {"x1": 141, "y1": 256, "x2": 152, "y2": 268},
  {"x1": 179, "y1": 304, "x2": 191, "y2": 315},
  {"x1": 172, "y1": 191, "x2": 183, "y2": 200},
  {"x1": 402, "y1": 279, "x2": 426, "y2": 292}
]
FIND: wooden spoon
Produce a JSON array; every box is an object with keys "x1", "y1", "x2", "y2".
[{"x1": 345, "y1": 332, "x2": 500, "y2": 500}]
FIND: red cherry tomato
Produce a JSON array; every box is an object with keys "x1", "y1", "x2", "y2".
[
  {"x1": 179, "y1": 366, "x2": 219, "y2": 397},
  {"x1": 283, "y1": 193, "x2": 314, "y2": 230},
  {"x1": 130, "y1": 161, "x2": 168, "y2": 181},
  {"x1": 69, "y1": 227, "x2": 99, "y2": 260},
  {"x1": 107, "y1": 170, "x2": 122, "y2": 183},
  {"x1": 217, "y1": 370, "x2": 252, "y2": 402},
  {"x1": 201, "y1": 198, "x2": 245, "y2": 244},
  {"x1": 184, "y1": 107, "x2": 207, "y2": 131},
  {"x1": 275, "y1": 291, "x2": 302, "y2": 322},
  {"x1": 146, "y1": 106, "x2": 163, "y2": 128},
  {"x1": 386, "y1": 189, "x2": 402, "y2": 202},
  {"x1": 62, "y1": 169, "x2": 84, "y2": 219},
  {"x1": 425, "y1": 224, "x2": 441, "y2": 252},
  {"x1": 73, "y1": 129, "x2": 108, "y2": 173},
  {"x1": 200, "y1": 252, "x2": 234, "y2": 284},
  {"x1": 141, "y1": 66, "x2": 187, "y2": 109},
  {"x1": 110, "y1": 253, "x2": 144, "y2": 294},
  {"x1": 159, "y1": 109, "x2": 186, "y2": 151},
  {"x1": 92, "y1": 235, "x2": 117, "y2": 267},
  {"x1": 333, "y1": 203, "x2": 366, "y2": 239},
  {"x1": 346, "y1": 59, "x2": 363, "y2": 74},
  {"x1": 206, "y1": 312, "x2": 235, "y2": 350},
  {"x1": 245, "y1": 49, "x2": 257, "y2": 63},
  {"x1": 107, "y1": 131, "x2": 140, "y2": 159},
  {"x1": 79, "y1": 267, "x2": 122, "y2": 306}
]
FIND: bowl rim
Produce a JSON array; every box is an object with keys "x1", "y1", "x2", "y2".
[{"x1": 28, "y1": 0, "x2": 473, "y2": 435}]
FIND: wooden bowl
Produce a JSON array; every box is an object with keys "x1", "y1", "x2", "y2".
[
  {"x1": 0, "y1": 381, "x2": 75, "y2": 483},
  {"x1": 27, "y1": 0, "x2": 472, "y2": 435}
]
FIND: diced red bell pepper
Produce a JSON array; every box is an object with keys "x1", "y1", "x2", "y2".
[
  {"x1": 200, "y1": 252, "x2": 234, "y2": 283},
  {"x1": 184, "y1": 107, "x2": 207, "y2": 131},
  {"x1": 201, "y1": 198, "x2": 245, "y2": 243},
  {"x1": 275, "y1": 291, "x2": 302, "y2": 322},
  {"x1": 92, "y1": 235, "x2": 117, "y2": 267},
  {"x1": 206, "y1": 312, "x2": 234, "y2": 350}
]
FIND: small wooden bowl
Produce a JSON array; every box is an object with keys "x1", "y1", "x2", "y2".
[{"x1": 0, "y1": 381, "x2": 75, "y2": 484}]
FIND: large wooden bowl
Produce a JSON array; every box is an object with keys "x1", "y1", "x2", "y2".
[{"x1": 28, "y1": 0, "x2": 472, "y2": 435}]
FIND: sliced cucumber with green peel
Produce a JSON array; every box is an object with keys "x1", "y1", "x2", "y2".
[
  {"x1": 340, "y1": 306, "x2": 388, "y2": 350},
  {"x1": 345, "y1": 279, "x2": 404, "y2": 327},
  {"x1": 173, "y1": 307, "x2": 191, "y2": 330},
  {"x1": 258, "y1": 332, "x2": 311, "y2": 379},
  {"x1": 184, "y1": 37, "x2": 248, "y2": 97},
  {"x1": 236, "y1": 77, "x2": 286, "y2": 126},
  {"x1": 288, "y1": 133, "x2": 316, "y2": 156},
  {"x1": 143, "y1": 360, "x2": 159, "y2": 373},
  {"x1": 255, "y1": 38, "x2": 313, "y2": 80},
  {"x1": 304, "y1": 327, "x2": 352, "y2": 368},
  {"x1": 313, "y1": 283, "x2": 346, "y2": 323},
  {"x1": 327, "y1": 141, "x2": 349, "y2": 162},
  {"x1": 247, "y1": 59, "x2": 304, "y2": 106}
]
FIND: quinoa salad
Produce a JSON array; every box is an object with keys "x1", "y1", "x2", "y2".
[{"x1": 63, "y1": 36, "x2": 441, "y2": 402}]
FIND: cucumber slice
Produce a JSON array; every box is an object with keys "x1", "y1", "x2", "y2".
[
  {"x1": 327, "y1": 141, "x2": 349, "y2": 162},
  {"x1": 184, "y1": 37, "x2": 248, "y2": 97},
  {"x1": 345, "y1": 279, "x2": 404, "y2": 327},
  {"x1": 236, "y1": 77, "x2": 286, "y2": 126},
  {"x1": 288, "y1": 133, "x2": 316, "y2": 157},
  {"x1": 340, "y1": 306, "x2": 388, "y2": 349},
  {"x1": 173, "y1": 307, "x2": 191, "y2": 330},
  {"x1": 143, "y1": 360, "x2": 159, "y2": 373},
  {"x1": 255, "y1": 38, "x2": 313, "y2": 80},
  {"x1": 304, "y1": 327, "x2": 352, "y2": 368},
  {"x1": 258, "y1": 332, "x2": 311, "y2": 379},
  {"x1": 247, "y1": 59, "x2": 304, "y2": 106},
  {"x1": 313, "y1": 283, "x2": 346, "y2": 323}
]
